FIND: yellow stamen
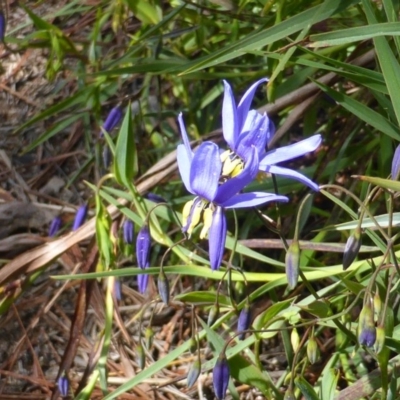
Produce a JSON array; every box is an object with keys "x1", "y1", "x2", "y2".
[{"x1": 200, "y1": 207, "x2": 214, "y2": 239}]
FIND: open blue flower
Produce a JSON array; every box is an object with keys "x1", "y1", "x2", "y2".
[
  {"x1": 177, "y1": 113, "x2": 288, "y2": 270},
  {"x1": 222, "y1": 79, "x2": 321, "y2": 191}
]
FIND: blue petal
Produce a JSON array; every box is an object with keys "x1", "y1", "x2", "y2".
[
  {"x1": 208, "y1": 206, "x2": 227, "y2": 270},
  {"x1": 222, "y1": 192, "x2": 288, "y2": 208},
  {"x1": 190, "y1": 142, "x2": 221, "y2": 201},
  {"x1": 236, "y1": 114, "x2": 271, "y2": 160},
  {"x1": 222, "y1": 80, "x2": 239, "y2": 150},
  {"x1": 177, "y1": 144, "x2": 193, "y2": 193},
  {"x1": 267, "y1": 165, "x2": 320, "y2": 191},
  {"x1": 392, "y1": 144, "x2": 400, "y2": 179},
  {"x1": 259, "y1": 135, "x2": 321, "y2": 166},
  {"x1": 237, "y1": 78, "x2": 268, "y2": 130},
  {"x1": 215, "y1": 147, "x2": 259, "y2": 205},
  {"x1": 138, "y1": 273, "x2": 149, "y2": 294},
  {"x1": 177, "y1": 113, "x2": 193, "y2": 162}
]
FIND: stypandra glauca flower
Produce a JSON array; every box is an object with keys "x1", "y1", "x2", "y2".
[
  {"x1": 221, "y1": 79, "x2": 321, "y2": 190},
  {"x1": 177, "y1": 114, "x2": 288, "y2": 270},
  {"x1": 49, "y1": 216, "x2": 62, "y2": 237},
  {"x1": 100, "y1": 105, "x2": 123, "y2": 137},
  {"x1": 342, "y1": 226, "x2": 362, "y2": 270},
  {"x1": 72, "y1": 204, "x2": 88, "y2": 231},
  {"x1": 122, "y1": 219, "x2": 134, "y2": 245},
  {"x1": 57, "y1": 374, "x2": 69, "y2": 397},
  {"x1": 237, "y1": 302, "x2": 251, "y2": 340},
  {"x1": 391, "y1": 144, "x2": 400, "y2": 180},
  {"x1": 213, "y1": 354, "x2": 230, "y2": 400}
]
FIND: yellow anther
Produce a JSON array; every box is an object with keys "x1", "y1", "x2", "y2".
[
  {"x1": 200, "y1": 207, "x2": 214, "y2": 239},
  {"x1": 220, "y1": 150, "x2": 231, "y2": 163},
  {"x1": 187, "y1": 201, "x2": 204, "y2": 236},
  {"x1": 182, "y1": 199, "x2": 195, "y2": 229},
  {"x1": 231, "y1": 161, "x2": 244, "y2": 177}
]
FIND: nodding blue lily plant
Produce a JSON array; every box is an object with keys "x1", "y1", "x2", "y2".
[
  {"x1": 222, "y1": 79, "x2": 322, "y2": 191},
  {"x1": 177, "y1": 113, "x2": 288, "y2": 271}
]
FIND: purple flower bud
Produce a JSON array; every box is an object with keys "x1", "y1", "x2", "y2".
[
  {"x1": 57, "y1": 375, "x2": 69, "y2": 397},
  {"x1": 0, "y1": 11, "x2": 6, "y2": 43},
  {"x1": 157, "y1": 270, "x2": 169, "y2": 304},
  {"x1": 343, "y1": 227, "x2": 362, "y2": 270},
  {"x1": 145, "y1": 192, "x2": 167, "y2": 203},
  {"x1": 114, "y1": 278, "x2": 122, "y2": 301},
  {"x1": 123, "y1": 219, "x2": 134, "y2": 245},
  {"x1": 392, "y1": 144, "x2": 400, "y2": 179},
  {"x1": 136, "y1": 225, "x2": 151, "y2": 269},
  {"x1": 137, "y1": 273, "x2": 149, "y2": 294},
  {"x1": 213, "y1": 354, "x2": 230, "y2": 400},
  {"x1": 358, "y1": 298, "x2": 376, "y2": 347},
  {"x1": 237, "y1": 304, "x2": 251, "y2": 340},
  {"x1": 49, "y1": 216, "x2": 62, "y2": 237},
  {"x1": 100, "y1": 105, "x2": 123, "y2": 137},
  {"x1": 187, "y1": 358, "x2": 201, "y2": 388},
  {"x1": 285, "y1": 240, "x2": 300, "y2": 289},
  {"x1": 72, "y1": 204, "x2": 88, "y2": 231}
]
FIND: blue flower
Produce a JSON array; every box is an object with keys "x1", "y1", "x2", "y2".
[
  {"x1": 138, "y1": 273, "x2": 149, "y2": 294},
  {"x1": 100, "y1": 105, "x2": 123, "y2": 137},
  {"x1": 136, "y1": 225, "x2": 151, "y2": 269},
  {"x1": 222, "y1": 79, "x2": 321, "y2": 191},
  {"x1": 177, "y1": 113, "x2": 288, "y2": 270},
  {"x1": 72, "y1": 204, "x2": 88, "y2": 231},
  {"x1": 123, "y1": 219, "x2": 134, "y2": 245},
  {"x1": 49, "y1": 216, "x2": 62, "y2": 237},
  {"x1": 392, "y1": 144, "x2": 400, "y2": 179},
  {"x1": 57, "y1": 375, "x2": 69, "y2": 397}
]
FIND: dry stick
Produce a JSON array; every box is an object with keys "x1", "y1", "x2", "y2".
[{"x1": 0, "y1": 49, "x2": 377, "y2": 287}]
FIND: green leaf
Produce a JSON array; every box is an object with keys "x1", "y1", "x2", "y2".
[
  {"x1": 310, "y1": 22, "x2": 400, "y2": 47},
  {"x1": 174, "y1": 291, "x2": 231, "y2": 307},
  {"x1": 253, "y1": 299, "x2": 293, "y2": 330},
  {"x1": 114, "y1": 104, "x2": 138, "y2": 187},
  {"x1": 295, "y1": 376, "x2": 320, "y2": 400}
]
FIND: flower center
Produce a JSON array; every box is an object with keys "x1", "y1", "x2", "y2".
[
  {"x1": 182, "y1": 198, "x2": 216, "y2": 239},
  {"x1": 220, "y1": 150, "x2": 244, "y2": 181}
]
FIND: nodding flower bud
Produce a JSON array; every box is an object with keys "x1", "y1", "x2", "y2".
[
  {"x1": 342, "y1": 227, "x2": 362, "y2": 270},
  {"x1": 146, "y1": 192, "x2": 167, "y2": 203},
  {"x1": 123, "y1": 219, "x2": 134, "y2": 245},
  {"x1": 49, "y1": 216, "x2": 62, "y2": 237},
  {"x1": 145, "y1": 327, "x2": 154, "y2": 349},
  {"x1": 391, "y1": 144, "x2": 400, "y2": 179},
  {"x1": 136, "y1": 341, "x2": 145, "y2": 369},
  {"x1": 137, "y1": 273, "x2": 149, "y2": 294},
  {"x1": 213, "y1": 354, "x2": 230, "y2": 400},
  {"x1": 157, "y1": 270, "x2": 170, "y2": 304},
  {"x1": 187, "y1": 358, "x2": 201, "y2": 388},
  {"x1": 114, "y1": 278, "x2": 122, "y2": 301},
  {"x1": 285, "y1": 240, "x2": 300, "y2": 289},
  {"x1": 208, "y1": 303, "x2": 219, "y2": 326},
  {"x1": 307, "y1": 336, "x2": 319, "y2": 364},
  {"x1": 136, "y1": 225, "x2": 151, "y2": 269},
  {"x1": 373, "y1": 290, "x2": 382, "y2": 322},
  {"x1": 72, "y1": 204, "x2": 88, "y2": 231},
  {"x1": 57, "y1": 375, "x2": 69, "y2": 397},
  {"x1": 100, "y1": 105, "x2": 123, "y2": 137},
  {"x1": 237, "y1": 303, "x2": 251, "y2": 340},
  {"x1": 189, "y1": 337, "x2": 197, "y2": 354},
  {"x1": 0, "y1": 11, "x2": 6, "y2": 42},
  {"x1": 291, "y1": 328, "x2": 300, "y2": 352},
  {"x1": 358, "y1": 298, "x2": 376, "y2": 347},
  {"x1": 374, "y1": 324, "x2": 385, "y2": 354}
]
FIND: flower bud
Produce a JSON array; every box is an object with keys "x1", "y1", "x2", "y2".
[
  {"x1": 373, "y1": 290, "x2": 382, "y2": 322},
  {"x1": 391, "y1": 144, "x2": 400, "y2": 179},
  {"x1": 189, "y1": 337, "x2": 197, "y2": 354},
  {"x1": 285, "y1": 240, "x2": 300, "y2": 289},
  {"x1": 374, "y1": 324, "x2": 385, "y2": 354},
  {"x1": 146, "y1": 192, "x2": 166, "y2": 203},
  {"x1": 123, "y1": 219, "x2": 134, "y2": 245},
  {"x1": 0, "y1": 11, "x2": 6, "y2": 42},
  {"x1": 237, "y1": 303, "x2": 251, "y2": 340},
  {"x1": 137, "y1": 273, "x2": 149, "y2": 294},
  {"x1": 114, "y1": 278, "x2": 122, "y2": 301},
  {"x1": 284, "y1": 388, "x2": 296, "y2": 400},
  {"x1": 57, "y1": 375, "x2": 69, "y2": 397},
  {"x1": 307, "y1": 336, "x2": 319, "y2": 364},
  {"x1": 72, "y1": 204, "x2": 88, "y2": 231},
  {"x1": 187, "y1": 358, "x2": 201, "y2": 388},
  {"x1": 136, "y1": 341, "x2": 145, "y2": 369},
  {"x1": 213, "y1": 354, "x2": 230, "y2": 400},
  {"x1": 358, "y1": 299, "x2": 376, "y2": 347},
  {"x1": 342, "y1": 227, "x2": 362, "y2": 270},
  {"x1": 49, "y1": 216, "x2": 62, "y2": 237},
  {"x1": 208, "y1": 303, "x2": 219, "y2": 326},
  {"x1": 136, "y1": 225, "x2": 151, "y2": 269},
  {"x1": 291, "y1": 328, "x2": 300, "y2": 352},
  {"x1": 145, "y1": 327, "x2": 154, "y2": 349},
  {"x1": 100, "y1": 105, "x2": 123, "y2": 137},
  {"x1": 157, "y1": 269, "x2": 170, "y2": 304}
]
